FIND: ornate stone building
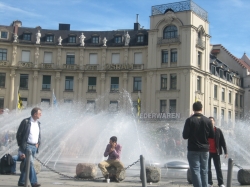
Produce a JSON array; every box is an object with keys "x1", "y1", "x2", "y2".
[{"x1": 0, "y1": 1, "x2": 249, "y2": 125}]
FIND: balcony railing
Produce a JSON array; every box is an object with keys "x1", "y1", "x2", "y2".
[
  {"x1": 133, "y1": 64, "x2": 144, "y2": 70},
  {"x1": 41, "y1": 63, "x2": 55, "y2": 69},
  {"x1": 63, "y1": 64, "x2": 79, "y2": 70},
  {"x1": 85, "y1": 64, "x2": 99, "y2": 71},
  {"x1": 18, "y1": 61, "x2": 33, "y2": 68},
  {"x1": 196, "y1": 38, "x2": 205, "y2": 49},
  {"x1": 152, "y1": 0, "x2": 208, "y2": 21},
  {"x1": 157, "y1": 36, "x2": 180, "y2": 45},
  {"x1": 0, "y1": 60, "x2": 10, "y2": 66}
]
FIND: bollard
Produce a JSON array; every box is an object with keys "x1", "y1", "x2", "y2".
[
  {"x1": 25, "y1": 149, "x2": 32, "y2": 187},
  {"x1": 226, "y1": 158, "x2": 233, "y2": 187},
  {"x1": 140, "y1": 155, "x2": 147, "y2": 187}
]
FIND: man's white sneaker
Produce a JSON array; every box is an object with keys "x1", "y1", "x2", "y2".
[{"x1": 219, "y1": 185, "x2": 225, "y2": 187}]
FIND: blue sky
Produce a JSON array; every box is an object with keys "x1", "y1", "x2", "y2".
[{"x1": 0, "y1": 0, "x2": 249, "y2": 58}]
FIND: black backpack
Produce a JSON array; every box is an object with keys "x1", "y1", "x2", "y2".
[{"x1": 0, "y1": 154, "x2": 14, "y2": 174}]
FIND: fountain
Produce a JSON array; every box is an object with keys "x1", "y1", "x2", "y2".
[{"x1": 0, "y1": 90, "x2": 249, "y2": 181}]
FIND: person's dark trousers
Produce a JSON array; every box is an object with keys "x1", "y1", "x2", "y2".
[{"x1": 208, "y1": 153, "x2": 224, "y2": 186}]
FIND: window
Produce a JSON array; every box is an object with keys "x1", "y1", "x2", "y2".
[
  {"x1": 161, "y1": 74, "x2": 167, "y2": 90},
  {"x1": 41, "y1": 99, "x2": 50, "y2": 107},
  {"x1": 198, "y1": 51, "x2": 202, "y2": 68},
  {"x1": 110, "y1": 77, "x2": 119, "y2": 92},
  {"x1": 221, "y1": 109, "x2": 224, "y2": 121},
  {"x1": 228, "y1": 111, "x2": 231, "y2": 120},
  {"x1": 214, "y1": 85, "x2": 217, "y2": 99},
  {"x1": 87, "y1": 100, "x2": 95, "y2": 112},
  {"x1": 133, "y1": 77, "x2": 141, "y2": 92},
  {"x1": 134, "y1": 53, "x2": 142, "y2": 64},
  {"x1": 46, "y1": 35, "x2": 54, "y2": 42},
  {"x1": 20, "y1": 74, "x2": 28, "y2": 89},
  {"x1": 229, "y1": 91, "x2": 231, "y2": 103},
  {"x1": 0, "y1": 49, "x2": 7, "y2": 60},
  {"x1": 221, "y1": 88, "x2": 225, "y2": 101},
  {"x1": 197, "y1": 76, "x2": 201, "y2": 91},
  {"x1": 92, "y1": 36, "x2": 99, "y2": 43},
  {"x1": 0, "y1": 31, "x2": 8, "y2": 39},
  {"x1": 88, "y1": 77, "x2": 96, "y2": 92},
  {"x1": 21, "y1": 51, "x2": 30, "y2": 62},
  {"x1": 64, "y1": 99, "x2": 73, "y2": 103},
  {"x1": 170, "y1": 74, "x2": 177, "y2": 89},
  {"x1": 235, "y1": 93, "x2": 238, "y2": 106},
  {"x1": 89, "y1": 53, "x2": 97, "y2": 64},
  {"x1": 66, "y1": 54, "x2": 75, "y2": 64},
  {"x1": 114, "y1": 36, "x2": 122, "y2": 43},
  {"x1": 163, "y1": 25, "x2": 177, "y2": 39},
  {"x1": 0, "y1": 98, "x2": 4, "y2": 109},
  {"x1": 240, "y1": 95, "x2": 243, "y2": 108},
  {"x1": 68, "y1": 36, "x2": 76, "y2": 43},
  {"x1": 211, "y1": 65, "x2": 216, "y2": 75},
  {"x1": 162, "y1": 51, "x2": 168, "y2": 63},
  {"x1": 44, "y1": 52, "x2": 52, "y2": 63},
  {"x1": 219, "y1": 69, "x2": 224, "y2": 79},
  {"x1": 171, "y1": 49, "x2": 177, "y2": 62},
  {"x1": 65, "y1": 76, "x2": 74, "y2": 91},
  {"x1": 213, "y1": 107, "x2": 217, "y2": 120},
  {"x1": 42, "y1": 75, "x2": 51, "y2": 90},
  {"x1": 0, "y1": 73, "x2": 5, "y2": 87},
  {"x1": 169, "y1": 99, "x2": 176, "y2": 113},
  {"x1": 109, "y1": 101, "x2": 118, "y2": 112},
  {"x1": 111, "y1": 53, "x2": 120, "y2": 64},
  {"x1": 160, "y1": 100, "x2": 166, "y2": 113},
  {"x1": 226, "y1": 73, "x2": 231, "y2": 81},
  {"x1": 23, "y1": 33, "x2": 31, "y2": 41},
  {"x1": 137, "y1": 35, "x2": 144, "y2": 42}
]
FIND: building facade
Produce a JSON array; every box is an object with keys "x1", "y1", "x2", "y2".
[{"x1": 0, "y1": 1, "x2": 249, "y2": 125}]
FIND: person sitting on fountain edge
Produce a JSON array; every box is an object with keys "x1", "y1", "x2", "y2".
[{"x1": 98, "y1": 136, "x2": 124, "y2": 182}]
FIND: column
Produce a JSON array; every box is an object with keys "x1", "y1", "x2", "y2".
[
  {"x1": 32, "y1": 71, "x2": 38, "y2": 105},
  {"x1": 9, "y1": 69, "x2": 16, "y2": 110},
  {"x1": 100, "y1": 73, "x2": 106, "y2": 110},
  {"x1": 55, "y1": 71, "x2": 61, "y2": 99},
  {"x1": 78, "y1": 72, "x2": 83, "y2": 101},
  {"x1": 122, "y1": 72, "x2": 128, "y2": 91}
]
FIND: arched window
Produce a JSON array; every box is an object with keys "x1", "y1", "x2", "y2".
[{"x1": 163, "y1": 25, "x2": 177, "y2": 39}]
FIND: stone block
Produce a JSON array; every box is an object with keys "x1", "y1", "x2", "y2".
[
  {"x1": 238, "y1": 169, "x2": 250, "y2": 185},
  {"x1": 140, "y1": 166, "x2": 161, "y2": 183},
  {"x1": 106, "y1": 166, "x2": 126, "y2": 181},
  {"x1": 76, "y1": 163, "x2": 97, "y2": 179}
]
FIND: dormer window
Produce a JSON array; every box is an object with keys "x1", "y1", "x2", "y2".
[
  {"x1": 226, "y1": 73, "x2": 232, "y2": 82},
  {"x1": 92, "y1": 36, "x2": 99, "y2": 43},
  {"x1": 137, "y1": 35, "x2": 144, "y2": 42},
  {"x1": 114, "y1": 36, "x2": 122, "y2": 43},
  {"x1": 68, "y1": 36, "x2": 76, "y2": 43},
  {"x1": 163, "y1": 25, "x2": 177, "y2": 39},
  {"x1": 0, "y1": 31, "x2": 8, "y2": 39},
  {"x1": 46, "y1": 35, "x2": 54, "y2": 42},
  {"x1": 23, "y1": 33, "x2": 31, "y2": 41},
  {"x1": 219, "y1": 69, "x2": 224, "y2": 79},
  {"x1": 211, "y1": 65, "x2": 216, "y2": 75}
]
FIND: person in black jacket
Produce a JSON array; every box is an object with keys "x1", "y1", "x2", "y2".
[
  {"x1": 183, "y1": 101, "x2": 214, "y2": 187},
  {"x1": 16, "y1": 107, "x2": 42, "y2": 187},
  {"x1": 208, "y1": 117, "x2": 227, "y2": 187}
]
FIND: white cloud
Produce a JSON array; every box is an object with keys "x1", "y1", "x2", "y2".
[{"x1": 0, "y1": 2, "x2": 41, "y2": 17}]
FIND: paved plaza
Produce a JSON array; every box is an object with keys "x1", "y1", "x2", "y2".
[{"x1": 0, "y1": 164, "x2": 248, "y2": 187}]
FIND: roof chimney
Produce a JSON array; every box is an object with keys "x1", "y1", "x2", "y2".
[
  {"x1": 12, "y1": 20, "x2": 22, "y2": 35},
  {"x1": 59, "y1": 23, "x2": 70, "y2": 31},
  {"x1": 134, "y1": 14, "x2": 140, "y2": 31}
]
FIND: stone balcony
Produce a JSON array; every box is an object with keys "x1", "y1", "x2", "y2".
[
  {"x1": 0, "y1": 60, "x2": 10, "y2": 67},
  {"x1": 157, "y1": 36, "x2": 180, "y2": 45},
  {"x1": 18, "y1": 61, "x2": 34, "y2": 68}
]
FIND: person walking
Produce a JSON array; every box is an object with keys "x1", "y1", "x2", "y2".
[
  {"x1": 98, "y1": 136, "x2": 124, "y2": 182},
  {"x1": 183, "y1": 101, "x2": 214, "y2": 187},
  {"x1": 208, "y1": 117, "x2": 228, "y2": 187},
  {"x1": 16, "y1": 107, "x2": 42, "y2": 187}
]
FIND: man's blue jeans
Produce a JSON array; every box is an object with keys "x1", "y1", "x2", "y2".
[
  {"x1": 187, "y1": 151, "x2": 209, "y2": 187},
  {"x1": 18, "y1": 144, "x2": 38, "y2": 185}
]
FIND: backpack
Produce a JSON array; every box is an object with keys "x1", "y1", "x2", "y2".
[{"x1": 0, "y1": 154, "x2": 14, "y2": 174}]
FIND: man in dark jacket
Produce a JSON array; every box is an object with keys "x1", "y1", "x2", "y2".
[
  {"x1": 183, "y1": 101, "x2": 214, "y2": 187},
  {"x1": 16, "y1": 107, "x2": 42, "y2": 187},
  {"x1": 208, "y1": 117, "x2": 227, "y2": 187}
]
